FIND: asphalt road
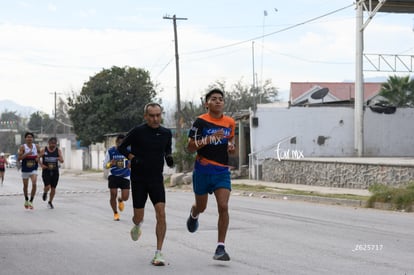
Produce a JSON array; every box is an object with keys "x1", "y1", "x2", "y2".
[{"x1": 1, "y1": 168, "x2": 413, "y2": 275}]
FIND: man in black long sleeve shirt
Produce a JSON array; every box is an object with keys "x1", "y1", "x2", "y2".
[{"x1": 118, "y1": 102, "x2": 173, "y2": 266}]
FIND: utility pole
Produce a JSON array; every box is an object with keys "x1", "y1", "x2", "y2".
[
  {"x1": 54, "y1": 91, "x2": 57, "y2": 137},
  {"x1": 252, "y1": 41, "x2": 257, "y2": 112},
  {"x1": 163, "y1": 14, "x2": 187, "y2": 140},
  {"x1": 50, "y1": 91, "x2": 62, "y2": 137}
]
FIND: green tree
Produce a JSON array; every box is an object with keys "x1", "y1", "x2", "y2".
[
  {"x1": 55, "y1": 97, "x2": 72, "y2": 134},
  {"x1": 27, "y1": 111, "x2": 54, "y2": 134},
  {"x1": 180, "y1": 100, "x2": 206, "y2": 129},
  {"x1": 206, "y1": 79, "x2": 279, "y2": 115},
  {"x1": 172, "y1": 101, "x2": 205, "y2": 172},
  {"x1": 379, "y1": 75, "x2": 414, "y2": 107},
  {"x1": 67, "y1": 66, "x2": 158, "y2": 146}
]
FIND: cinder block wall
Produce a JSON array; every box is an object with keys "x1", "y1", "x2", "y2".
[{"x1": 262, "y1": 159, "x2": 414, "y2": 189}]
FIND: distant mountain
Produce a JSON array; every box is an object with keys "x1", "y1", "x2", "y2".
[{"x1": 0, "y1": 100, "x2": 38, "y2": 117}]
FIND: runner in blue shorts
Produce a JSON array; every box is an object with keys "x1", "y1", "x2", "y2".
[{"x1": 186, "y1": 88, "x2": 236, "y2": 261}]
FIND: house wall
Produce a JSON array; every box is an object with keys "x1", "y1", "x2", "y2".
[
  {"x1": 59, "y1": 138, "x2": 72, "y2": 169},
  {"x1": 365, "y1": 108, "x2": 414, "y2": 156},
  {"x1": 59, "y1": 138, "x2": 93, "y2": 171},
  {"x1": 71, "y1": 149, "x2": 85, "y2": 170},
  {"x1": 90, "y1": 143, "x2": 105, "y2": 170},
  {"x1": 250, "y1": 104, "x2": 414, "y2": 158},
  {"x1": 250, "y1": 105, "x2": 354, "y2": 159}
]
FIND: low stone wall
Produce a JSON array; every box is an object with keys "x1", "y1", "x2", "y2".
[{"x1": 262, "y1": 159, "x2": 414, "y2": 189}]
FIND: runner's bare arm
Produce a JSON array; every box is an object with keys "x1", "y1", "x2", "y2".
[
  {"x1": 58, "y1": 148, "x2": 64, "y2": 163},
  {"x1": 17, "y1": 145, "x2": 25, "y2": 161}
]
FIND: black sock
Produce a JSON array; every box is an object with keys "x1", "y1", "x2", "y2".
[{"x1": 25, "y1": 196, "x2": 29, "y2": 201}]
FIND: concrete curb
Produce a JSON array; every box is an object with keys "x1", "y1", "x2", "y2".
[{"x1": 232, "y1": 190, "x2": 367, "y2": 208}]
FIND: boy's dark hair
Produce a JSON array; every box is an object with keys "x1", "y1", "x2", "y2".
[
  {"x1": 48, "y1": 137, "x2": 57, "y2": 143},
  {"x1": 205, "y1": 88, "x2": 224, "y2": 102},
  {"x1": 24, "y1": 132, "x2": 34, "y2": 138}
]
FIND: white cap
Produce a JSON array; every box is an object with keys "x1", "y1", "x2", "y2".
[{"x1": 0, "y1": 152, "x2": 4, "y2": 156}]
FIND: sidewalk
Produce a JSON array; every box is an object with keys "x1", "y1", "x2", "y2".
[
  {"x1": 60, "y1": 169, "x2": 104, "y2": 179},
  {"x1": 232, "y1": 179, "x2": 371, "y2": 196},
  {"x1": 231, "y1": 178, "x2": 371, "y2": 208}
]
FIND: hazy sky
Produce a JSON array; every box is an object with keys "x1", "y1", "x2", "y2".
[{"x1": 1, "y1": 0, "x2": 413, "y2": 114}]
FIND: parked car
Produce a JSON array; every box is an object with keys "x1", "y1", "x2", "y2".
[{"x1": 7, "y1": 155, "x2": 17, "y2": 168}]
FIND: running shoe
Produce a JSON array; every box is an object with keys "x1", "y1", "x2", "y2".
[
  {"x1": 213, "y1": 245, "x2": 230, "y2": 261},
  {"x1": 186, "y1": 209, "x2": 199, "y2": 233},
  {"x1": 28, "y1": 201, "x2": 34, "y2": 210},
  {"x1": 118, "y1": 199, "x2": 124, "y2": 212},
  {"x1": 130, "y1": 224, "x2": 142, "y2": 241},
  {"x1": 114, "y1": 212, "x2": 120, "y2": 221},
  {"x1": 24, "y1": 200, "x2": 29, "y2": 209},
  {"x1": 151, "y1": 251, "x2": 165, "y2": 266},
  {"x1": 42, "y1": 192, "x2": 47, "y2": 201},
  {"x1": 48, "y1": 202, "x2": 54, "y2": 209}
]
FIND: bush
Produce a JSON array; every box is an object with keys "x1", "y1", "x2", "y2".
[
  {"x1": 367, "y1": 183, "x2": 414, "y2": 211},
  {"x1": 173, "y1": 133, "x2": 195, "y2": 173}
]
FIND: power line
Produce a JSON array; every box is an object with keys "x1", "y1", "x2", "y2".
[
  {"x1": 183, "y1": 47, "x2": 247, "y2": 63},
  {"x1": 153, "y1": 58, "x2": 173, "y2": 79},
  {"x1": 265, "y1": 48, "x2": 353, "y2": 65},
  {"x1": 55, "y1": 119, "x2": 73, "y2": 128},
  {"x1": 182, "y1": 4, "x2": 354, "y2": 56}
]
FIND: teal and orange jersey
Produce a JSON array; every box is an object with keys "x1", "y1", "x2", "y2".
[{"x1": 188, "y1": 113, "x2": 235, "y2": 174}]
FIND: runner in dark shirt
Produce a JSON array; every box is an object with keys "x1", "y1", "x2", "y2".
[
  {"x1": 40, "y1": 137, "x2": 64, "y2": 209},
  {"x1": 118, "y1": 102, "x2": 174, "y2": 266}
]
